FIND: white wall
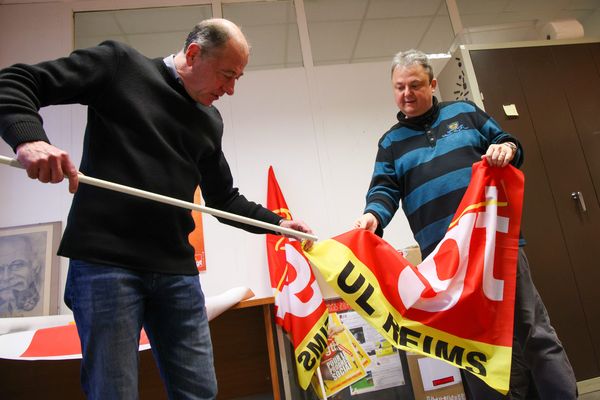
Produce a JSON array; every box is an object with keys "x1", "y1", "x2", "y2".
[
  {"x1": 0, "y1": 1, "x2": 421, "y2": 308},
  {"x1": 456, "y1": 21, "x2": 539, "y2": 46},
  {"x1": 582, "y1": 9, "x2": 600, "y2": 38},
  {"x1": 0, "y1": 2, "x2": 80, "y2": 314}
]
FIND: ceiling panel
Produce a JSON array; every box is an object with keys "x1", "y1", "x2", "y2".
[
  {"x1": 69, "y1": 0, "x2": 600, "y2": 72},
  {"x1": 504, "y1": 0, "x2": 565, "y2": 13},
  {"x1": 74, "y1": 5, "x2": 212, "y2": 56},
  {"x1": 458, "y1": 0, "x2": 600, "y2": 28},
  {"x1": 456, "y1": 0, "x2": 510, "y2": 15},
  {"x1": 354, "y1": 17, "x2": 431, "y2": 60},
  {"x1": 115, "y1": 6, "x2": 211, "y2": 34},
  {"x1": 242, "y1": 24, "x2": 289, "y2": 67},
  {"x1": 222, "y1": 0, "x2": 302, "y2": 70},
  {"x1": 223, "y1": 1, "x2": 294, "y2": 26},
  {"x1": 366, "y1": 0, "x2": 443, "y2": 18},
  {"x1": 308, "y1": 20, "x2": 362, "y2": 63},
  {"x1": 459, "y1": 13, "x2": 514, "y2": 27},
  {"x1": 127, "y1": 32, "x2": 188, "y2": 58},
  {"x1": 305, "y1": 0, "x2": 455, "y2": 66},
  {"x1": 568, "y1": 0, "x2": 600, "y2": 9},
  {"x1": 304, "y1": 0, "x2": 369, "y2": 22},
  {"x1": 497, "y1": 10, "x2": 556, "y2": 23},
  {"x1": 552, "y1": 8, "x2": 598, "y2": 20},
  {"x1": 419, "y1": 15, "x2": 455, "y2": 53}
]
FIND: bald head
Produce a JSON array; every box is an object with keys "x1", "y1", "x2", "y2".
[
  {"x1": 183, "y1": 18, "x2": 249, "y2": 60},
  {"x1": 175, "y1": 18, "x2": 249, "y2": 106}
]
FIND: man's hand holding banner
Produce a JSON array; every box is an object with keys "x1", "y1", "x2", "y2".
[{"x1": 305, "y1": 161, "x2": 524, "y2": 394}]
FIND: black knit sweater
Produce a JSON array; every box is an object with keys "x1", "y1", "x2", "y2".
[{"x1": 0, "y1": 41, "x2": 280, "y2": 274}]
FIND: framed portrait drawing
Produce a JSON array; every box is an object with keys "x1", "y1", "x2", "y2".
[{"x1": 0, "y1": 221, "x2": 61, "y2": 318}]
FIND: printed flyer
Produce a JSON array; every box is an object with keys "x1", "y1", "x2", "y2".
[
  {"x1": 311, "y1": 311, "x2": 367, "y2": 398},
  {"x1": 311, "y1": 298, "x2": 411, "y2": 399}
]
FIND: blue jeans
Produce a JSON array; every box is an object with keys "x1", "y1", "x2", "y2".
[{"x1": 64, "y1": 260, "x2": 217, "y2": 400}]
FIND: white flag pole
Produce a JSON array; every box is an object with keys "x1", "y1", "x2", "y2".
[
  {"x1": 0, "y1": 155, "x2": 318, "y2": 242},
  {"x1": 316, "y1": 367, "x2": 328, "y2": 400}
]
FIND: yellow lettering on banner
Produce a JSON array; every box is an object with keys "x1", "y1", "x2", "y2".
[
  {"x1": 378, "y1": 312, "x2": 511, "y2": 390},
  {"x1": 294, "y1": 311, "x2": 329, "y2": 389},
  {"x1": 305, "y1": 239, "x2": 511, "y2": 395},
  {"x1": 305, "y1": 239, "x2": 392, "y2": 327}
]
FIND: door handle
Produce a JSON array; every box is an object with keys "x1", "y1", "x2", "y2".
[{"x1": 571, "y1": 191, "x2": 587, "y2": 213}]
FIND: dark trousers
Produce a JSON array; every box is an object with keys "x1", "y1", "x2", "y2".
[{"x1": 462, "y1": 248, "x2": 577, "y2": 400}]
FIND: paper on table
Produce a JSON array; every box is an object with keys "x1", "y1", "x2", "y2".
[{"x1": 206, "y1": 286, "x2": 255, "y2": 320}]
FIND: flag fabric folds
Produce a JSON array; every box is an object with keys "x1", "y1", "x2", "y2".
[
  {"x1": 305, "y1": 161, "x2": 524, "y2": 394},
  {"x1": 266, "y1": 167, "x2": 329, "y2": 390}
]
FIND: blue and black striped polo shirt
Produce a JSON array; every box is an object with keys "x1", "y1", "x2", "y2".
[{"x1": 364, "y1": 99, "x2": 523, "y2": 257}]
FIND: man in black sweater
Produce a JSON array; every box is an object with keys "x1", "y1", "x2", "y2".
[{"x1": 0, "y1": 18, "x2": 313, "y2": 399}]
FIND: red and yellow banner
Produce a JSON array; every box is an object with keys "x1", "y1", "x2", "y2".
[
  {"x1": 305, "y1": 161, "x2": 524, "y2": 394},
  {"x1": 266, "y1": 167, "x2": 329, "y2": 389}
]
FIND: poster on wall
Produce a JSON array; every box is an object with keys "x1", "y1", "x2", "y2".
[
  {"x1": 189, "y1": 187, "x2": 206, "y2": 272},
  {"x1": 0, "y1": 222, "x2": 61, "y2": 318},
  {"x1": 309, "y1": 298, "x2": 414, "y2": 400}
]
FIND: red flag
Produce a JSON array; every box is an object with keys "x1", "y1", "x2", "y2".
[
  {"x1": 189, "y1": 187, "x2": 206, "y2": 271},
  {"x1": 266, "y1": 166, "x2": 329, "y2": 389},
  {"x1": 305, "y1": 161, "x2": 524, "y2": 394}
]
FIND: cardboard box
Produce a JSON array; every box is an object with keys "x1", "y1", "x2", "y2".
[
  {"x1": 398, "y1": 244, "x2": 422, "y2": 265},
  {"x1": 406, "y1": 352, "x2": 466, "y2": 400}
]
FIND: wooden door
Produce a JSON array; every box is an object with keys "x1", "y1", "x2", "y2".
[
  {"x1": 552, "y1": 43, "x2": 600, "y2": 209},
  {"x1": 469, "y1": 43, "x2": 600, "y2": 380}
]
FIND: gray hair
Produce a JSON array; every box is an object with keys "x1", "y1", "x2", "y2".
[
  {"x1": 391, "y1": 49, "x2": 434, "y2": 82},
  {"x1": 183, "y1": 19, "x2": 232, "y2": 58}
]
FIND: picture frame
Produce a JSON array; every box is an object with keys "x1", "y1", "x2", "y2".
[{"x1": 0, "y1": 221, "x2": 61, "y2": 318}]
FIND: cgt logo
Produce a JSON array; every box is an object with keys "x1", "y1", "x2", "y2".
[
  {"x1": 275, "y1": 243, "x2": 324, "y2": 319},
  {"x1": 398, "y1": 185, "x2": 508, "y2": 311}
]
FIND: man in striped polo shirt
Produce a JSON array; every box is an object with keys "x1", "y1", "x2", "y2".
[{"x1": 354, "y1": 49, "x2": 576, "y2": 400}]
